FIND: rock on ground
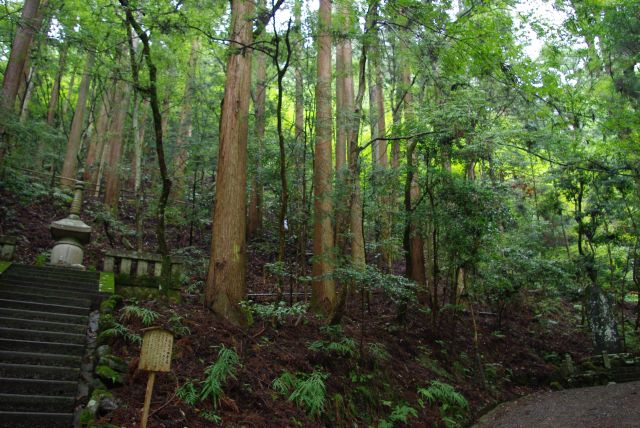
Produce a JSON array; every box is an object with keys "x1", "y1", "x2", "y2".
[{"x1": 474, "y1": 381, "x2": 640, "y2": 428}]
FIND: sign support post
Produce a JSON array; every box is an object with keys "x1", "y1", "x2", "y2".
[{"x1": 138, "y1": 327, "x2": 173, "y2": 428}]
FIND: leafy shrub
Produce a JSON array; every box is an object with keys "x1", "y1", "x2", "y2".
[
  {"x1": 120, "y1": 304, "x2": 160, "y2": 326},
  {"x1": 378, "y1": 402, "x2": 418, "y2": 427},
  {"x1": 176, "y1": 380, "x2": 199, "y2": 406},
  {"x1": 200, "y1": 346, "x2": 241, "y2": 407},
  {"x1": 273, "y1": 370, "x2": 329, "y2": 418},
  {"x1": 240, "y1": 300, "x2": 308, "y2": 326},
  {"x1": 98, "y1": 314, "x2": 141, "y2": 344},
  {"x1": 418, "y1": 381, "x2": 468, "y2": 427}
]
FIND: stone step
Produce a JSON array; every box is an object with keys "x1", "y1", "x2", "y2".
[
  {"x1": 0, "y1": 350, "x2": 81, "y2": 368},
  {"x1": 0, "y1": 326, "x2": 86, "y2": 345},
  {"x1": 0, "y1": 377, "x2": 77, "y2": 395},
  {"x1": 0, "y1": 276, "x2": 100, "y2": 292},
  {"x1": 0, "y1": 362, "x2": 79, "y2": 381},
  {"x1": 5, "y1": 264, "x2": 100, "y2": 280},
  {"x1": 0, "y1": 289, "x2": 91, "y2": 308},
  {"x1": 0, "y1": 307, "x2": 88, "y2": 324},
  {"x1": 0, "y1": 338, "x2": 84, "y2": 356},
  {"x1": 0, "y1": 282, "x2": 101, "y2": 300},
  {"x1": 0, "y1": 316, "x2": 86, "y2": 334},
  {"x1": 0, "y1": 274, "x2": 99, "y2": 289},
  {"x1": 0, "y1": 411, "x2": 73, "y2": 428},
  {"x1": 0, "y1": 298, "x2": 89, "y2": 316},
  {"x1": 0, "y1": 393, "x2": 75, "y2": 412}
]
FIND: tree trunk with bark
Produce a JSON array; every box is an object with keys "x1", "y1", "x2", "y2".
[
  {"x1": 60, "y1": 50, "x2": 95, "y2": 189},
  {"x1": 84, "y1": 90, "x2": 112, "y2": 184},
  {"x1": 311, "y1": 0, "x2": 336, "y2": 317},
  {"x1": 103, "y1": 75, "x2": 130, "y2": 212},
  {"x1": 204, "y1": 0, "x2": 254, "y2": 326},
  {"x1": 173, "y1": 38, "x2": 199, "y2": 195},
  {"x1": 0, "y1": 0, "x2": 43, "y2": 165},
  {"x1": 247, "y1": 16, "x2": 266, "y2": 240}
]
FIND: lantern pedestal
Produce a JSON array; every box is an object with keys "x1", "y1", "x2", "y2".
[{"x1": 49, "y1": 182, "x2": 91, "y2": 269}]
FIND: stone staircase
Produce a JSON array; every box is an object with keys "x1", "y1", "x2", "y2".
[{"x1": 0, "y1": 264, "x2": 102, "y2": 427}]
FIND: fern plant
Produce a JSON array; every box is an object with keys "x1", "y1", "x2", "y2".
[
  {"x1": 98, "y1": 314, "x2": 141, "y2": 344},
  {"x1": 120, "y1": 304, "x2": 160, "y2": 326},
  {"x1": 378, "y1": 403, "x2": 418, "y2": 427},
  {"x1": 176, "y1": 379, "x2": 199, "y2": 406},
  {"x1": 308, "y1": 337, "x2": 358, "y2": 357},
  {"x1": 272, "y1": 370, "x2": 328, "y2": 418},
  {"x1": 168, "y1": 313, "x2": 191, "y2": 336},
  {"x1": 200, "y1": 346, "x2": 241, "y2": 408},
  {"x1": 418, "y1": 381, "x2": 468, "y2": 427}
]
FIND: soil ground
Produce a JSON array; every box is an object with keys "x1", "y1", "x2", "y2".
[{"x1": 474, "y1": 381, "x2": 640, "y2": 428}]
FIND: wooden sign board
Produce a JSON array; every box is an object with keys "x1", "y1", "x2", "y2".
[{"x1": 139, "y1": 328, "x2": 173, "y2": 372}]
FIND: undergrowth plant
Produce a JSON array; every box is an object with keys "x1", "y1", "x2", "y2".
[
  {"x1": 378, "y1": 402, "x2": 418, "y2": 428},
  {"x1": 175, "y1": 346, "x2": 241, "y2": 425},
  {"x1": 272, "y1": 370, "x2": 329, "y2": 418},
  {"x1": 200, "y1": 346, "x2": 241, "y2": 407},
  {"x1": 176, "y1": 379, "x2": 199, "y2": 405},
  {"x1": 120, "y1": 304, "x2": 160, "y2": 326},
  {"x1": 418, "y1": 380, "x2": 469, "y2": 427},
  {"x1": 98, "y1": 314, "x2": 142, "y2": 345},
  {"x1": 308, "y1": 325, "x2": 359, "y2": 358},
  {"x1": 240, "y1": 300, "x2": 308, "y2": 326}
]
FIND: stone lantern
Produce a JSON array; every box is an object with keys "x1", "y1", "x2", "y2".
[{"x1": 49, "y1": 181, "x2": 92, "y2": 269}]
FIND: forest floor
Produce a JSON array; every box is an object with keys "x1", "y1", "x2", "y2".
[
  {"x1": 1, "y1": 184, "x2": 637, "y2": 427},
  {"x1": 474, "y1": 380, "x2": 640, "y2": 428}
]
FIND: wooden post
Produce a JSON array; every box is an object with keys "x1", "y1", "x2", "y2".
[
  {"x1": 138, "y1": 327, "x2": 173, "y2": 428},
  {"x1": 141, "y1": 371, "x2": 155, "y2": 428}
]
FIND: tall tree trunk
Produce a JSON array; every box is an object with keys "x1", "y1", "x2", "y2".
[
  {"x1": 311, "y1": 0, "x2": 336, "y2": 316},
  {"x1": 47, "y1": 44, "x2": 67, "y2": 126},
  {"x1": 173, "y1": 38, "x2": 199, "y2": 195},
  {"x1": 368, "y1": 0, "x2": 392, "y2": 271},
  {"x1": 293, "y1": 0, "x2": 307, "y2": 282},
  {"x1": 334, "y1": 0, "x2": 350, "y2": 254},
  {"x1": 204, "y1": 0, "x2": 254, "y2": 325},
  {"x1": 84, "y1": 90, "x2": 112, "y2": 184},
  {"x1": 134, "y1": 100, "x2": 148, "y2": 251},
  {"x1": 399, "y1": 65, "x2": 426, "y2": 290},
  {"x1": 19, "y1": 65, "x2": 36, "y2": 123},
  {"x1": 247, "y1": 15, "x2": 266, "y2": 239},
  {"x1": 331, "y1": 3, "x2": 370, "y2": 325},
  {"x1": 60, "y1": 50, "x2": 95, "y2": 189},
  {"x1": 103, "y1": 76, "x2": 130, "y2": 212},
  {"x1": 1, "y1": 0, "x2": 41, "y2": 112},
  {"x1": 274, "y1": 22, "x2": 292, "y2": 298},
  {"x1": 0, "y1": 0, "x2": 43, "y2": 165},
  {"x1": 121, "y1": 2, "x2": 173, "y2": 292}
]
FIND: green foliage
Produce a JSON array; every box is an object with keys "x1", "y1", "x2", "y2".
[
  {"x1": 378, "y1": 402, "x2": 419, "y2": 427},
  {"x1": 199, "y1": 410, "x2": 222, "y2": 424},
  {"x1": 416, "y1": 346, "x2": 451, "y2": 380},
  {"x1": 272, "y1": 370, "x2": 329, "y2": 419},
  {"x1": 119, "y1": 304, "x2": 160, "y2": 326},
  {"x1": 176, "y1": 380, "x2": 199, "y2": 406},
  {"x1": 333, "y1": 264, "x2": 417, "y2": 306},
  {"x1": 168, "y1": 312, "x2": 191, "y2": 336},
  {"x1": 240, "y1": 300, "x2": 308, "y2": 325},
  {"x1": 308, "y1": 337, "x2": 358, "y2": 358},
  {"x1": 200, "y1": 346, "x2": 241, "y2": 407},
  {"x1": 98, "y1": 314, "x2": 141, "y2": 345},
  {"x1": 34, "y1": 251, "x2": 50, "y2": 267},
  {"x1": 418, "y1": 381, "x2": 468, "y2": 428},
  {"x1": 367, "y1": 343, "x2": 391, "y2": 363}
]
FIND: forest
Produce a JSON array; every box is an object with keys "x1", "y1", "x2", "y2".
[{"x1": 0, "y1": 0, "x2": 639, "y2": 426}]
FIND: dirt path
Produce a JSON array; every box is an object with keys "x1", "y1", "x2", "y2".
[{"x1": 474, "y1": 381, "x2": 640, "y2": 428}]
